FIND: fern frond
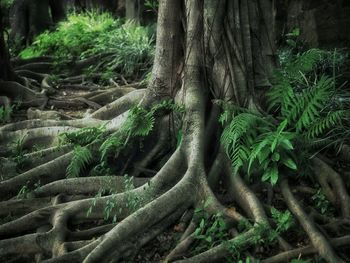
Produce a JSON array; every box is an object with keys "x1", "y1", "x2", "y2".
[
  {"x1": 61, "y1": 126, "x2": 104, "y2": 146},
  {"x1": 99, "y1": 136, "x2": 123, "y2": 161},
  {"x1": 267, "y1": 75, "x2": 297, "y2": 116},
  {"x1": 221, "y1": 113, "x2": 266, "y2": 172},
  {"x1": 293, "y1": 75, "x2": 334, "y2": 132},
  {"x1": 67, "y1": 146, "x2": 93, "y2": 178},
  {"x1": 285, "y1": 49, "x2": 321, "y2": 78},
  {"x1": 124, "y1": 106, "x2": 155, "y2": 137},
  {"x1": 304, "y1": 110, "x2": 345, "y2": 139}
]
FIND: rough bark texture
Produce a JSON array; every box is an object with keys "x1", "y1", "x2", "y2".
[
  {"x1": 0, "y1": 0, "x2": 349, "y2": 262},
  {"x1": 0, "y1": 6, "x2": 16, "y2": 81},
  {"x1": 9, "y1": 0, "x2": 67, "y2": 48}
]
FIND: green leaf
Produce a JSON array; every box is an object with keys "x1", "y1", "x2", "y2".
[
  {"x1": 270, "y1": 164, "x2": 279, "y2": 185},
  {"x1": 261, "y1": 169, "x2": 271, "y2": 182},
  {"x1": 282, "y1": 157, "x2": 297, "y2": 170},
  {"x1": 200, "y1": 219, "x2": 205, "y2": 228},
  {"x1": 272, "y1": 152, "x2": 280, "y2": 162},
  {"x1": 206, "y1": 236, "x2": 212, "y2": 243},
  {"x1": 286, "y1": 39, "x2": 296, "y2": 47},
  {"x1": 280, "y1": 138, "x2": 294, "y2": 150}
]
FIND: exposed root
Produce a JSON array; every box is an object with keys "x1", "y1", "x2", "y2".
[
  {"x1": 262, "y1": 235, "x2": 350, "y2": 263},
  {"x1": 33, "y1": 176, "x2": 149, "y2": 197},
  {"x1": 313, "y1": 157, "x2": 350, "y2": 218},
  {"x1": 280, "y1": 178, "x2": 345, "y2": 263}
]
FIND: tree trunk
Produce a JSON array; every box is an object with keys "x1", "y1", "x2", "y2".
[
  {"x1": 0, "y1": 5, "x2": 16, "y2": 81},
  {"x1": 10, "y1": 0, "x2": 65, "y2": 48},
  {"x1": 0, "y1": 0, "x2": 349, "y2": 262},
  {"x1": 49, "y1": 0, "x2": 66, "y2": 24}
]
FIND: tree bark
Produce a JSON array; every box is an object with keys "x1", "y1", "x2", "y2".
[
  {"x1": 0, "y1": 0, "x2": 349, "y2": 262},
  {"x1": 0, "y1": 5, "x2": 16, "y2": 81}
]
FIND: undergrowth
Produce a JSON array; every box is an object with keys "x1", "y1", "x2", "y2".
[
  {"x1": 60, "y1": 100, "x2": 183, "y2": 179},
  {"x1": 219, "y1": 46, "x2": 349, "y2": 185},
  {"x1": 19, "y1": 11, "x2": 155, "y2": 82}
]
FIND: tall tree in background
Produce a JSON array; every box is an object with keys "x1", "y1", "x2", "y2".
[
  {"x1": 10, "y1": 0, "x2": 66, "y2": 47},
  {"x1": 0, "y1": 5, "x2": 15, "y2": 81},
  {"x1": 0, "y1": 0, "x2": 349, "y2": 262}
]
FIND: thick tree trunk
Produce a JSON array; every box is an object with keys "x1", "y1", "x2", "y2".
[
  {"x1": 0, "y1": 0, "x2": 349, "y2": 262},
  {"x1": 10, "y1": 0, "x2": 65, "y2": 48},
  {"x1": 49, "y1": 0, "x2": 66, "y2": 24}
]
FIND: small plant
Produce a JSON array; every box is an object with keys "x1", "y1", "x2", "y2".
[
  {"x1": 104, "y1": 197, "x2": 119, "y2": 223},
  {"x1": 60, "y1": 126, "x2": 105, "y2": 146},
  {"x1": 124, "y1": 175, "x2": 143, "y2": 212},
  {"x1": 312, "y1": 188, "x2": 335, "y2": 216},
  {"x1": 0, "y1": 105, "x2": 13, "y2": 124},
  {"x1": 16, "y1": 180, "x2": 41, "y2": 199},
  {"x1": 220, "y1": 46, "x2": 349, "y2": 185},
  {"x1": 66, "y1": 146, "x2": 93, "y2": 178},
  {"x1": 225, "y1": 222, "x2": 270, "y2": 261},
  {"x1": 144, "y1": 0, "x2": 159, "y2": 13},
  {"x1": 11, "y1": 134, "x2": 28, "y2": 168},
  {"x1": 87, "y1": 190, "x2": 102, "y2": 218},
  {"x1": 192, "y1": 198, "x2": 229, "y2": 254},
  {"x1": 17, "y1": 184, "x2": 30, "y2": 199},
  {"x1": 98, "y1": 100, "x2": 183, "y2": 161},
  {"x1": 238, "y1": 257, "x2": 259, "y2": 263},
  {"x1": 269, "y1": 207, "x2": 294, "y2": 241}
]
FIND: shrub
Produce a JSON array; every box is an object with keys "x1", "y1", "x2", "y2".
[{"x1": 20, "y1": 11, "x2": 155, "y2": 81}]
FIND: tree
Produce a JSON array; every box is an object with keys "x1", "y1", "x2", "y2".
[
  {"x1": 0, "y1": 0, "x2": 349, "y2": 262},
  {"x1": 10, "y1": 0, "x2": 66, "y2": 48},
  {"x1": 0, "y1": 6, "x2": 15, "y2": 81}
]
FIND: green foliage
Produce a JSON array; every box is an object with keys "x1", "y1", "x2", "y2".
[
  {"x1": 124, "y1": 106, "x2": 155, "y2": 137},
  {"x1": 220, "y1": 46, "x2": 349, "y2": 185},
  {"x1": 99, "y1": 100, "x2": 182, "y2": 161},
  {"x1": 99, "y1": 136, "x2": 123, "y2": 162},
  {"x1": 269, "y1": 207, "x2": 294, "y2": 241},
  {"x1": 0, "y1": 106, "x2": 13, "y2": 124},
  {"x1": 144, "y1": 0, "x2": 159, "y2": 12},
  {"x1": 312, "y1": 188, "x2": 335, "y2": 216},
  {"x1": 20, "y1": 12, "x2": 155, "y2": 81},
  {"x1": 16, "y1": 180, "x2": 41, "y2": 199},
  {"x1": 60, "y1": 126, "x2": 105, "y2": 146},
  {"x1": 225, "y1": 222, "x2": 270, "y2": 261},
  {"x1": 66, "y1": 146, "x2": 93, "y2": 178},
  {"x1": 237, "y1": 258, "x2": 258, "y2": 263},
  {"x1": 11, "y1": 134, "x2": 27, "y2": 168},
  {"x1": 62, "y1": 100, "x2": 181, "y2": 178},
  {"x1": 0, "y1": 0, "x2": 14, "y2": 9},
  {"x1": 193, "y1": 213, "x2": 229, "y2": 253},
  {"x1": 86, "y1": 175, "x2": 146, "y2": 223},
  {"x1": 124, "y1": 175, "x2": 144, "y2": 212},
  {"x1": 17, "y1": 184, "x2": 30, "y2": 199},
  {"x1": 220, "y1": 109, "x2": 297, "y2": 185},
  {"x1": 20, "y1": 12, "x2": 116, "y2": 60}
]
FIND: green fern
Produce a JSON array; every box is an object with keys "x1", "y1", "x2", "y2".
[
  {"x1": 122, "y1": 106, "x2": 154, "y2": 137},
  {"x1": 304, "y1": 110, "x2": 345, "y2": 139},
  {"x1": 266, "y1": 76, "x2": 296, "y2": 116},
  {"x1": 60, "y1": 126, "x2": 104, "y2": 146},
  {"x1": 220, "y1": 112, "x2": 269, "y2": 173},
  {"x1": 293, "y1": 75, "x2": 334, "y2": 132},
  {"x1": 99, "y1": 136, "x2": 123, "y2": 161},
  {"x1": 220, "y1": 47, "x2": 348, "y2": 186},
  {"x1": 66, "y1": 146, "x2": 93, "y2": 178},
  {"x1": 284, "y1": 48, "x2": 321, "y2": 78}
]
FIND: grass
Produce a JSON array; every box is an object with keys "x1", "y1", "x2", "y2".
[{"x1": 20, "y1": 11, "x2": 155, "y2": 82}]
